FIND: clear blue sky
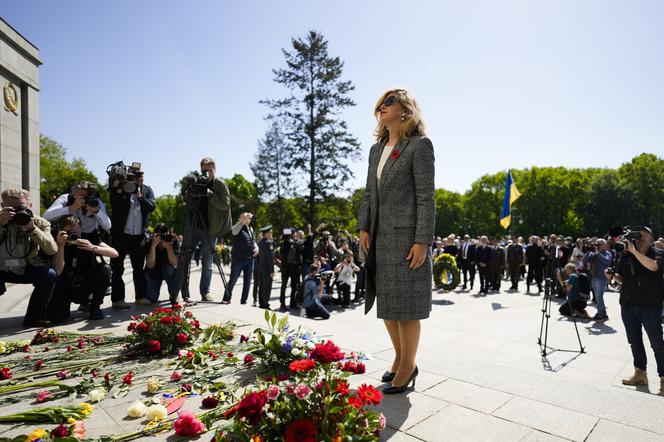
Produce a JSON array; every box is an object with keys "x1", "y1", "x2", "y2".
[{"x1": 3, "y1": 0, "x2": 664, "y2": 197}]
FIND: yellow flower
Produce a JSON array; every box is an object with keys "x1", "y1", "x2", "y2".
[
  {"x1": 217, "y1": 391, "x2": 226, "y2": 402},
  {"x1": 78, "y1": 402, "x2": 94, "y2": 416},
  {"x1": 25, "y1": 428, "x2": 47, "y2": 442},
  {"x1": 0, "y1": 341, "x2": 6, "y2": 354},
  {"x1": 146, "y1": 377, "x2": 161, "y2": 394}
]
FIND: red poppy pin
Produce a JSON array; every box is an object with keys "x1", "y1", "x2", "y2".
[{"x1": 390, "y1": 149, "x2": 401, "y2": 159}]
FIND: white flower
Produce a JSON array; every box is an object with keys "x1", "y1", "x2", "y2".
[
  {"x1": 294, "y1": 339, "x2": 304, "y2": 348},
  {"x1": 306, "y1": 342, "x2": 315, "y2": 350},
  {"x1": 146, "y1": 377, "x2": 161, "y2": 394},
  {"x1": 291, "y1": 348, "x2": 301, "y2": 356},
  {"x1": 89, "y1": 388, "x2": 106, "y2": 403},
  {"x1": 146, "y1": 404, "x2": 167, "y2": 421},
  {"x1": 177, "y1": 349, "x2": 187, "y2": 358},
  {"x1": 127, "y1": 400, "x2": 148, "y2": 418}
]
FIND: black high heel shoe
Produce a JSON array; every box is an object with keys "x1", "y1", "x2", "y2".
[
  {"x1": 381, "y1": 371, "x2": 396, "y2": 383},
  {"x1": 383, "y1": 366, "x2": 418, "y2": 394}
]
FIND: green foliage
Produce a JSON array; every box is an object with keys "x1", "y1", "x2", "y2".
[
  {"x1": 39, "y1": 135, "x2": 108, "y2": 214},
  {"x1": 151, "y1": 194, "x2": 186, "y2": 234}
]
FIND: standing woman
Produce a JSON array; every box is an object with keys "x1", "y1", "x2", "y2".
[{"x1": 358, "y1": 88, "x2": 435, "y2": 394}]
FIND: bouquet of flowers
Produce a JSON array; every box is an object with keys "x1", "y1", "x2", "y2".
[
  {"x1": 125, "y1": 305, "x2": 201, "y2": 355},
  {"x1": 13, "y1": 420, "x2": 86, "y2": 442},
  {"x1": 248, "y1": 312, "x2": 321, "y2": 370},
  {"x1": 217, "y1": 340, "x2": 385, "y2": 441}
]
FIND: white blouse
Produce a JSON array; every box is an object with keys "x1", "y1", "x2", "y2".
[{"x1": 376, "y1": 144, "x2": 395, "y2": 186}]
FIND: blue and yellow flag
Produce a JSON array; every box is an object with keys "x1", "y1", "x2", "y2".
[{"x1": 500, "y1": 170, "x2": 521, "y2": 229}]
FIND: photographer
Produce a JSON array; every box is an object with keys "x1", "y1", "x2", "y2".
[
  {"x1": 278, "y1": 228, "x2": 303, "y2": 310},
  {"x1": 145, "y1": 223, "x2": 179, "y2": 303},
  {"x1": 108, "y1": 163, "x2": 155, "y2": 308},
  {"x1": 0, "y1": 188, "x2": 58, "y2": 327},
  {"x1": 302, "y1": 263, "x2": 330, "y2": 320},
  {"x1": 526, "y1": 236, "x2": 545, "y2": 293},
  {"x1": 222, "y1": 212, "x2": 257, "y2": 304},
  {"x1": 584, "y1": 238, "x2": 612, "y2": 321},
  {"x1": 178, "y1": 157, "x2": 232, "y2": 303},
  {"x1": 43, "y1": 181, "x2": 110, "y2": 242},
  {"x1": 48, "y1": 216, "x2": 117, "y2": 322},
  {"x1": 608, "y1": 226, "x2": 664, "y2": 392},
  {"x1": 257, "y1": 225, "x2": 275, "y2": 310},
  {"x1": 334, "y1": 253, "x2": 360, "y2": 308},
  {"x1": 558, "y1": 262, "x2": 591, "y2": 319}
]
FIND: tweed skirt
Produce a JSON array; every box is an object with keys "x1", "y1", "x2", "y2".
[{"x1": 373, "y1": 222, "x2": 433, "y2": 321}]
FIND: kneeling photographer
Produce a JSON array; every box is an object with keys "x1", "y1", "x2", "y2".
[
  {"x1": 177, "y1": 157, "x2": 232, "y2": 303},
  {"x1": 302, "y1": 263, "x2": 331, "y2": 320},
  {"x1": 607, "y1": 226, "x2": 664, "y2": 393},
  {"x1": 558, "y1": 263, "x2": 591, "y2": 319},
  {"x1": 145, "y1": 223, "x2": 179, "y2": 303},
  {"x1": 0, "y1": 188, "x2": 58, "y2": 327},
  {"x1": 48, "y1": 215, "x2": 118, "y2": 322},
  {"x1": 43, "y1": 181, "x2": 111, "y2": 243},
  {"x1": 334, "y1": 253, "x2": 360, "y2": 308}
]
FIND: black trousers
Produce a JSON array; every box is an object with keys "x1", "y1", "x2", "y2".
[
  {"x1": 337, "y1": 281, "x2": 351, "y2": 306},
  {"x1": 460, "y1": 259, "x2": 475, "y2": 287},
  {"x1": 478, "y1": 265, "x2": 488, "y2": 292},
  {"x1": 258, "y1": 272, "x2": 272, "y2": 308},
  {"x1": 110, "y1": 233, "x2": 147, "y2": 301},
  {"x1": 280, "y1": 263, "x2": 300, "y2": 307},
  {"x1": 252, "y1": 263, "x2": 260, "y2": 302},
  {"x1": 48, "y1": 263, "x2": 111, "y2": 323},
  {"x1": 509, "y1": 264, "x2": 520, "y2": 288},
  {"x1": 527, "y1": 264, "x2": 543, "y2": 289}
]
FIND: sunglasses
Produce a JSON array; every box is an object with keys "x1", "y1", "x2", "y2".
[{"x1": 376, "y1": 95, "x2": 398, "y2": 112}]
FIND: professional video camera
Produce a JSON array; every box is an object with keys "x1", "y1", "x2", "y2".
[
  {"x1": 106, "y1": 161, "x2": 142, "y2": 194},
  {"x1": 609, "y1": 226, "x2": 643, "y2": 243},
  {"x1": 181, "y1": 170, "x2": 209, "y2": 205}
]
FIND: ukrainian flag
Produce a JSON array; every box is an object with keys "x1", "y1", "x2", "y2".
[{"x1": 500, "y1": 170, "x2": 521, "y2": 229}]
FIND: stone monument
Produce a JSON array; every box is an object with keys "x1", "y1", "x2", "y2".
[{"x1": 0, "y1": 18, "x2": 42, "y2": 212}]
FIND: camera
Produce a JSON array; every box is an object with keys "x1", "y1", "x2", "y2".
[
  {"x1": 181, "y1": 170, "x2": 208, "y2": 205},
  {"x1": 153, "y1": 223, "x2": 174, "y2": 243},
  {"x1": 106, "y1": 161, "x2": 142, "y2": 194},
  {"x1": 316, "y1": 270, "x2": 335, "y2": 281},
  {"x1": 609, "y1": 226, "x2": 643, "y2": 243},
  {"x1": 67, "y1": 232, "x2": 80, "y2": 242},
  {"x1": 67, "y1": 183, "x2": 100, "y2": 211},
  {"x1": 11, "y1": 206, "x2": 33, "y2": 226}
]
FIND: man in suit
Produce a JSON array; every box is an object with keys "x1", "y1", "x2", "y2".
[
  {"x1": 476, "y1": 236, "x2": 492, "y2": 294},
  {"x1": 257, "y1": 225, "x2": 274, "y2": 310},
  {"x1": 526, "y1": 236, "x2": 545, "y2": 293},
  {"x1": 489, "y1": 239, "x2": 504, "y2": 292},
  {"x1": 109, "y1": 165, "x2": 155, "y2": 308},
  {"x1": 507, "y1": 240, "x2": 524, "y2": 290},
  {"x1": 458, "y1": 234, "x2": 476, "y2": 290},
  {"x1": 222, "y1": 212, "x2": 258, "y2": 304}
]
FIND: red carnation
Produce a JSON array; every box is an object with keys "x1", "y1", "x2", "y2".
[
  {"x1": 122, "y1": 371, "x2": 133, "y2": 385},
  {"x1": 357, "y1": 384, "x2": 382, "y2": 405},
  {"x1": 22, "y1": 344, "x2": 30, "y2": 353},
  {"x1": 227, "y1": 352, "x2": 234, "y2": 358},
  {"x1": 348, "y1": 394, "x2": 363, "y2": 409},
  {"x1": 285, "y1": 418, "x2": 317, "y2": 442},
  {"x1": 172, "y1": 304, "x2": 182, "y2": 310},
  {"x1": 104, "y1": 372, "x2": 111, "y2": 382},
  {"x1": 354, "y1": 362, "x2": 366, "y2": 374},
  {"x1": 160, "y1": 316, "x2": 173, "y2": 325},
  {"x1": 390, "y1": 149, "x2": 401, "y2": 159},
  {"x1": 232, "y1": 390, "x2": 267, "y2": 425},
  {"x1": 335, "y1": 379, "x2": 350, "y2": 396},
  {"x1": 177, "y1": 333, "x2": 188, "y2": 344},
  {"x1": 170, "y1": 371, "x2": 182, "y2": 382},
  {"x1": 191, "y1": 320, "x2": 200, "y2": 329},
  {"x1": 181, "y1": 383, "x2": 193, "y2": 392},
  {"x1": 0, "y1": 367, "x2": 12, "y2": 380},
  {"x1": 309, "y1": 341, "x2": 344, "y2": 364},
  {"x1": 147, "y1": 340, "x2": 161, "y2": 353},
  {"x1": 34, "y1": 359, "x2": 45, "y2": 370},
  {"x1": 51, "y1": 423, "x2": 70, "y2": 438},
  {"x1": 201, "y1": 396, "x2": 219, "y2": 408},
  {"x1": 240, "y1": 334, "x2": 249, "y2": 343},
  {"x1": 289, "y1": 359, "x2": 316, "y2": 373},
  {"x1": 136, "y1": 322, "x2": 150, "y2": 333},
  {"x1": 127, "y1": 323, "x2": 137, "y2": 332}
]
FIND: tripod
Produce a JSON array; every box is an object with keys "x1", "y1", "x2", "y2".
[
  {"x1": 175, "y1": 198, "x2": 228, "y2": 303},
  {"x1": 538, "y1": 277, "x2": 585, "y2": 357}
]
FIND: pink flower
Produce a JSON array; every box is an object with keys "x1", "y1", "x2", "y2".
[
  {"x1": 71, "y1": 420, "x2": 86, "y2": 440},
  {"x1": 379, "y1": 412, "x2": 387, "y2": 430},
  {"x1": 240, "y1": 334, "x2": 249, "y2": 343},
  {"x1": 51, "y1": 423, "x2": 70, "y2": 437},
  {"x1": 267, "y1": 384, "x2": 280, "y2": 401},
  {"x1": 181, "y1": 383, "x2": 193, "y2": 392},
  {"x1": 284, "y1": 382, "x2": 296, "y2": 395},
  {"x1": 36, "y1": 390, "x2": 52, "y2": 403},
  {"x1": 56, "y1": 370, "x2": 68, "y2": 380},
  {"x1": 173, "y1": 410, "x2": 205, "y2": 436},
  {"x1": 170, "y1": 371, "x2": 182, "y2": 382},
  {"x1": 243, "y1": 355, "x2": 255, "y2": 366},
  {"x1": 295, "y1": 383, "x2": 311, "y2": 399}
]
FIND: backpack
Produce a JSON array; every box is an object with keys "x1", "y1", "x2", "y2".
[{"x1": 577, "y1": 272, "x2": 591, "y2": 301}]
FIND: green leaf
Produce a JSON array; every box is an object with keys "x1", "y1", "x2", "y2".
[
  {"x1": 270, "y1": 312, "x2": 277, "y2": 329},
  {"x1": 264, "y1": 309, "x2": 271, "y2": 323}
]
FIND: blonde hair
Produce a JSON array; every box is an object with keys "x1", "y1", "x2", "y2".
[
  {"x1": 1, "y1": 188, "x2": 30, "y2": 201},
  {"x1": 373, "y1": 88, "x2": 427, "y2": 143},
  {"x1": 565, "y1": 263, "x2": 577, "y2": 273}
]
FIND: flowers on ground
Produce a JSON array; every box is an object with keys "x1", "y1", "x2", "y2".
[
  {"x1": 289, "y1": 359, "x2": 316, "y2": 373},
  {"x1": 125, "y1": 305, "x2": 201, "y2": 355},
  {"x1": 146, "y1": 377, "x2": 161, "y2": 394},
  {"x1": 146, "y1": 404, "x2": 168, "y2": 421},
  {"x1": 0, "y1": 367, "x2": 12, "y2": 380},
  {"x1": 126, "y1": 400, "x2": 148, "y2": 418},
  {"x1": 173, "y1": 410, "x2": 205, "y2": 436},
  {"x1": 89, "y1": 388, "x2": 106, "y2": 403},
  {"x1": 36, "y1": 390, "x2": 52, "y2": 403},
  {"x1": 285, "y1": 418, "x2": 317, "y2": 442}
]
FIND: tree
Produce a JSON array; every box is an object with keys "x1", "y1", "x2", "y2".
[
  {"x1": 151, "y1": 194, "x2": 186, "y2": 234},
  {"x1": 261, "y1": 30, "x2": 361, "y2": 225},
  {"x1": 39, "y1": 135, "x2": 108, "y2": 214}
]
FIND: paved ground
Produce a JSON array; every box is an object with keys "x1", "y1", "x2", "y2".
[{"x1": 1, "y1": 262, "x2": 664, "y2": 441}]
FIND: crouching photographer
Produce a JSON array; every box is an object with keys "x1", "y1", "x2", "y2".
[
  {"x1": 302, "y1": 263, "x2": 331, "y2": 320},
  {"x1": 607, "y1": 226, "x2": 664, "y2": 394},
  {"x1": 145, "y1": 223, "x2": 179, "y2": 303},
  {"x1": 0, "y1": 188, "x2": 58, "y2": 327},
  {"x1": 48, "y1": 216, "x2": 117, "y2": 322}
]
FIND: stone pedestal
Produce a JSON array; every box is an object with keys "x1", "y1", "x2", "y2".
[{"x1": 0, "y1": 18, "x2": 41, "y2": 211}]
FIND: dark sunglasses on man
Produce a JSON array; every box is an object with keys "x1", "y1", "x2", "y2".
[{"x1": 376, "y1": 95, "x2": 398, "y2": 112}]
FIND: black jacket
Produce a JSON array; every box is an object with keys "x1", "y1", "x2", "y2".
[
  {"x1": 258, "y1": 238, "x2": 275, "y2": 274},
  {"x1": 109, "y1": 184, "x2": 156, "y2": 238}
]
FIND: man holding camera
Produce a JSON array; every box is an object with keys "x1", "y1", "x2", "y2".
[
  {"x1": 584, "y1": 238, "x2": 612, "y2": 321},
  {"x1": 43, "y1": 181, "x2": 111, "y2": 243},
  {"x1": 48, "y1": 216, "x2": 117, "y2": 322},
  {"x1": 526, "y1": 236, "x2": 545, "y2": 293},
  {"x1": 302, "y1": 263, "x2": 331, "y2": 319},
  {"x1": 145, "y1": 223, "x2": 179, "y2": 303},
  {"x1": 608, "y1": 226, "x2": 664, "y2": 394},
  {"x1": 257, "y1": 225, "x2": 275, "y2": 310},
  {"x1": 178, "y1": 157, "x2": 232, "y2": 303},
  {"x1": 279, "y1": 228, "x2": 303, "y2": 310},
  {"x1": 221, "y1": 212, "x2": 257, "y2": 304},
  {"x1": 0, "y1": 188, "x2": 58, "y2": 327},
  {"x1": 109, "y1": 164, "x2": 156, "y2": 308}
]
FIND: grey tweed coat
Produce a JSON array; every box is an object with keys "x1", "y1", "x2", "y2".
[{"x1": 357, "y1": 136, "x2": 436, "y2": 320}]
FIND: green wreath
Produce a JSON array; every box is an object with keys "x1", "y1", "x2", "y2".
[{"x1": 433, "y1": 253, "x2": 460, "y2": 292}]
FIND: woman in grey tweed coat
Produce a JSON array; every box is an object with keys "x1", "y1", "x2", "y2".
[{"x1": 358, "y1": 88, "x2": 435, "y2": 393}]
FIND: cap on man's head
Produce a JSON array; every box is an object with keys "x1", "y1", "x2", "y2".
[
  {"x1": 260, "y1": 225, "x2": 273, "y2": 233},
  {"x1": 635, "y1": 226, "x2": 654, "y2": 237}
]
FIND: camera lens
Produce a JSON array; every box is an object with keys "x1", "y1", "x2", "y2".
[{"x1": 68, "y1": 232, "x2": 80, "y2": 241}]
